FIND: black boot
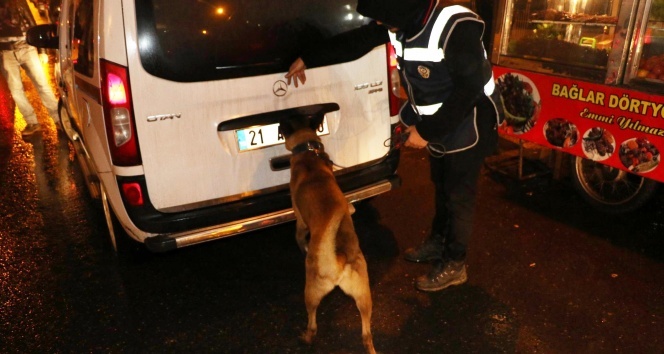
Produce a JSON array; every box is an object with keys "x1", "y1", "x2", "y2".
[
  {"x1": 415, "y1": 260, "x2": 467, "y2": 292},
  {"x1": 404, "y1": 233, "x2": 443, "y2": 263}
]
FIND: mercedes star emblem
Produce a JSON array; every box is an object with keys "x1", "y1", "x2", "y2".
[{"x1": 273, "y1": 80, "x2": 288, "y2": 97}]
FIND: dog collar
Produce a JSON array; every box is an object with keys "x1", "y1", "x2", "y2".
[
  {"x1": 292, "y1": 140, "x2": 332, "y2": 165},
  {"x1": 292, "y1": 140, "x2": 325, "y2": 156}
]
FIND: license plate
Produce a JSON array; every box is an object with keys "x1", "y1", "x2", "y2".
[{"x1": 236, "y1": 118, "x2": 330, "y2": 152}]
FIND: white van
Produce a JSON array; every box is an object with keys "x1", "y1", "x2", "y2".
[{"x1": 27, "y1": 0, "x2": 402, "y2": 252}]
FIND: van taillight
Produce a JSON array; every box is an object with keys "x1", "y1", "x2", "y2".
[
  {"x1": 107, "y1": 73, "x2": 127, "y2": 104},
  {"x1": 100, "y1": 59, "x2": 141, "y2": 166},
  {"x1": 386, "y1": 43, "x2": 401, "y2": 117}
]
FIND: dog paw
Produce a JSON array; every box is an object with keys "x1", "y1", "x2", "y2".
[{"x1": 299, "y1": 330, "x2": 316, "y2": 344}]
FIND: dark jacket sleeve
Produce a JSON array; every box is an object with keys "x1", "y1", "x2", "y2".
[
  {"x1": 300, "y1": 21, "x2": 390, "y2": 68},
  {"x1": 415, "y1": 20, "x2": 488, "y2": 142}
]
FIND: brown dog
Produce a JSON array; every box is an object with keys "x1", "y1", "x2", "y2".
[{"x1": 280, "y1": 115, "x2": 376, "y2": 354}]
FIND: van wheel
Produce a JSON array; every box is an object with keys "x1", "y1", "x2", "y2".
[
  {"x1": 100, "y1": 184, "x2": 139, "y2": 254},
  {"x1": 570, "y1": 155, "x2": 658, "y2": 214}
]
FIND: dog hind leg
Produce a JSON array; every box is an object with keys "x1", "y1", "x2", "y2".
[
  {"x1": 301, "y1": 277, "x2": 335, "y2": 344},
  {"x1": 338, "y1": 259, "x2": 376, "y2": 354}
]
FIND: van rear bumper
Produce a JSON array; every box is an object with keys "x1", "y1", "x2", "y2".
[
  {"x1": 145, "y1": 176, "x2": 399, "y2": 252},
  {"x1": 124, "y1": 150, "x2": 400, "y2": 252}
]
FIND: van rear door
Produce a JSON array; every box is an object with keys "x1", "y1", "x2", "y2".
[{"x1": 126, "y1": 0, "x2": 392, "y2": 212}]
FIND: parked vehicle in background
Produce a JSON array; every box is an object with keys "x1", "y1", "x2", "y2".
[
  {"x1": 27, "y1": 0, "x2": 402, "y2": 252},
  {"x1": 491, "y1": 0, "x2": 663, "y2": 213}
]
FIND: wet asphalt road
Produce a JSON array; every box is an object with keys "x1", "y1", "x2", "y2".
[{"x1": 1, "y1": 60, "x2": 664, "y2": 353}]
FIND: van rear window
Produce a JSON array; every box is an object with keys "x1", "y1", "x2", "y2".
[{"x1": 135, "y1": 0, "x2": 368, "y2": 82}]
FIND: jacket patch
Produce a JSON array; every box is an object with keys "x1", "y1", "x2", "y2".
[{"x1": 417, "y1": 65, "x2": 431, "y2": 79}]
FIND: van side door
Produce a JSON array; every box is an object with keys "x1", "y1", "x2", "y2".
[
  {"x1": 67, "y1": 0, "x2": 111, "y2": 173},
  {"x1": 58, "y1": 0, "x2": 80, "y2": 130}
]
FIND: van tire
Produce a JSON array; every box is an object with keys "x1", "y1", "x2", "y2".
[
  {"x1": 58, "y1": 100, "x2": 76, "y2": 142},
  {"x1": 101, "y1": 184, "x2": 140, "y2": 255},
  {"x1": 570, "y1": 155, "x2": 658, "y2": 214}
]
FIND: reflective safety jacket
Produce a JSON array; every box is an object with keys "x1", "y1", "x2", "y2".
[{"x1": 391, "y1": 4, "x2": 501, "y2": 155}]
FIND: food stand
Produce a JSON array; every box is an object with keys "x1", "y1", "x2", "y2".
[{"x1": 490, "y1": 0, "x2": 664, "y2": 212}]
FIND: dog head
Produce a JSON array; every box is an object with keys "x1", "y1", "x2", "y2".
[{"x1": 279, "y1": 114, "x2": 325, "y2": 151}]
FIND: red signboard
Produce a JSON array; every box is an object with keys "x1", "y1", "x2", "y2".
[{"x1": 494, "y1": 66, "x2": 664, "y2": 183}]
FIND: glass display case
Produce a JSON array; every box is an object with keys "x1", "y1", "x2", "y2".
[
  {"x1": 494, "y1": 0, "x2": 636, "y2": 83},
  {"x1": 624, "y1": 0, "x2": 664, "y2": 90}
]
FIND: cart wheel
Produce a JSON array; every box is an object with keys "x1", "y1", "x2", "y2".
[{"x1": 570, "y1": 155, "x2": 658, "y2": 214}]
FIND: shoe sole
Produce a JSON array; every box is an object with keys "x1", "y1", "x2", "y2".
[{"x1": 415, "y1": 271, "x2": 468, "y2": 292}]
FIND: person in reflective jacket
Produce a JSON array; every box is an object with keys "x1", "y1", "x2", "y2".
[{"x1": 285, "y1": 0, "x2": 501, "y2": 292}]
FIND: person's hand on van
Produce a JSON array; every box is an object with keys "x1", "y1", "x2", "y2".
[
  {"x1": 405, "y1": 126, "x2": 427, "y2": 149},
  {"x1": 285, "y1": 58, "x2": 307, "y2": 87}
]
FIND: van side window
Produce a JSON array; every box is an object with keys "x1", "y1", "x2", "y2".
[{"x1": 72, "y1": 0, "x2": 94, "y2": 77}]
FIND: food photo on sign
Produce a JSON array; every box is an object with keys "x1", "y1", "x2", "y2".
[
  {"x1": 543, "y1": 118, "x2": 578, "y2": 149},
  {"x1": 618, "y1": 137, "x2": 660, "y2": 173},
  {"x1": 581, "y1": 127, "x2": 615, "y2": 162},
  {"x1": 496, "y1": 72, "x2": 541, "y2": 134}
]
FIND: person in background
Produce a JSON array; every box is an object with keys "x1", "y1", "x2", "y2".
[
  {"x1": 285, "y1": 0, "x2": 501, "y2": 292},
  {"x1": 0, "y1": 0, "x2": 59, "y2": 138}
]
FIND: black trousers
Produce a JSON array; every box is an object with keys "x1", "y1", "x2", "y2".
[{"x1": 429, "y1": 97, "x2": 498, "y2": 262}]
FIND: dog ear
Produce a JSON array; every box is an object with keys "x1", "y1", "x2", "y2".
[
  {"x1": 278, "y1": 118, "x2": 294, "y2": 138},
  {"x1": 309, "y1": 114, "x2": 324, "y2": 132}
]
